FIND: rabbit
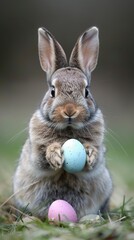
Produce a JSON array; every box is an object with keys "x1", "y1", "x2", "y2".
[{"x1": 13, "y1": 26, "x2": 112, "y2": 220}]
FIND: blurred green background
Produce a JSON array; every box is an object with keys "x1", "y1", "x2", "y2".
[{"x1": 0, "y1": 0, "x2": 134, "y2": 205}]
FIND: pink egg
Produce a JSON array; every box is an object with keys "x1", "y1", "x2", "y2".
[{"x1": 48, "y1": 200, "x2": 78, "y2": 223}]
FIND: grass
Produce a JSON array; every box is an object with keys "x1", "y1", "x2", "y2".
[
  {"x1": 0, "y1": 124, "x2": 134, "y2": 239},
  {"x1": 0, "y1": 197, "x2": 134, "y2": 240}
]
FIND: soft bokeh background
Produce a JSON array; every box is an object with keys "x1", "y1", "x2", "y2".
[{"x1": 0, "y1": 0, "x2": 134, "y2": 205}]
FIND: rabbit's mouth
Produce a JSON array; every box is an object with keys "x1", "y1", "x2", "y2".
[
  {"x1": 65, "y1": 115, "x2": 85, "y2": 128},
  {"x1": 51, "y1": 121, "x2": 86, "y2": 130},
  {"x1": 50, "y1": 103, "x2": 90, "y2": 129},
  {"x1": 51, "y1": 114, "x2": 90, "y2": 130},
  {"x1": 68, "y1": 117, "x2": 72, "y2": 125}
]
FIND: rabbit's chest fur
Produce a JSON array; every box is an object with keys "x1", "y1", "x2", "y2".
[{"x1": 30, "y1": 109, "x2": 104, "y2": 147}]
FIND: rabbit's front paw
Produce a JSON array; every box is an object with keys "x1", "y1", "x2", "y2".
[
  {"x1": 46, "y1": 142, "x2": 64, "y2": 170},
  {"x1": 84, "y1": 143, "x2": 98, "y2": 170}
]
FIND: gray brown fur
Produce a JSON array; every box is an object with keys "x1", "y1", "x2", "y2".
[{"x1": 13, "y1": 27, "x2": 112, "y2": 220}]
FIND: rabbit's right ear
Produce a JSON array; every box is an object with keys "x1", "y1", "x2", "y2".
[{"x1": 38, "y1": 28, "x2": 67, "y2": 79}]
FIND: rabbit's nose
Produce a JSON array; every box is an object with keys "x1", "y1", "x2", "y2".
[{"x1": 63, "y1": 103, "x2": 77, "y2": 118}]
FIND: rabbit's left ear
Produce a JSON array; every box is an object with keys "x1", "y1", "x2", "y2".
[{"x1": 69, "y1": 27, "x2": 99, "y2": 77}]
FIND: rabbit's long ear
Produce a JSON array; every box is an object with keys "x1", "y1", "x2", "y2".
[
  {"x1": 69, "y1": 27, "x2": 99, "y2": 78},
  {"x1": 38, "y1": 28, "x2": 68, "y2": 79}
]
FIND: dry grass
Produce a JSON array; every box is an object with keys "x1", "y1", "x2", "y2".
[{"x1": 0, "y1": 196, "x2": 134, "y2": 240}]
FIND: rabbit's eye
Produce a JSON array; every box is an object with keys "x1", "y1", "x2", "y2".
[
  {"x1": 85, "y1": 87, "x2": 89, "y2": 98},
  {"x1": 50, "y1": 86, "x2": 55, "y2": 98}
]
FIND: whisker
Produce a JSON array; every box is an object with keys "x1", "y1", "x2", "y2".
[
  {"x1": 8, "y1": 127, "x2": 28, "y2": 144},
  {"x1": 0, "y1": 180, "x2": 40, "y2": 208},
  {"x1": 106, "y1": 127, "x2": 128, "y2": 157}
]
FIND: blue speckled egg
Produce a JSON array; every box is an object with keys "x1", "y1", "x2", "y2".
[{"x1": 62, "y1": 139, "x2": 86, "y2": 173}]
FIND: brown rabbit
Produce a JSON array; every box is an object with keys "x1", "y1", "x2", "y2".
[{"x1": 13, "y1": 27, "x2": 112, "y2": 220}]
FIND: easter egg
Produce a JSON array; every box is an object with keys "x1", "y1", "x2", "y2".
[
  {"x1": 62, "y1": 139, "x2": 86, "y2": 173},
  {"x1": 48, "y1": 199, "x2": 78, "y2": 223}
]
